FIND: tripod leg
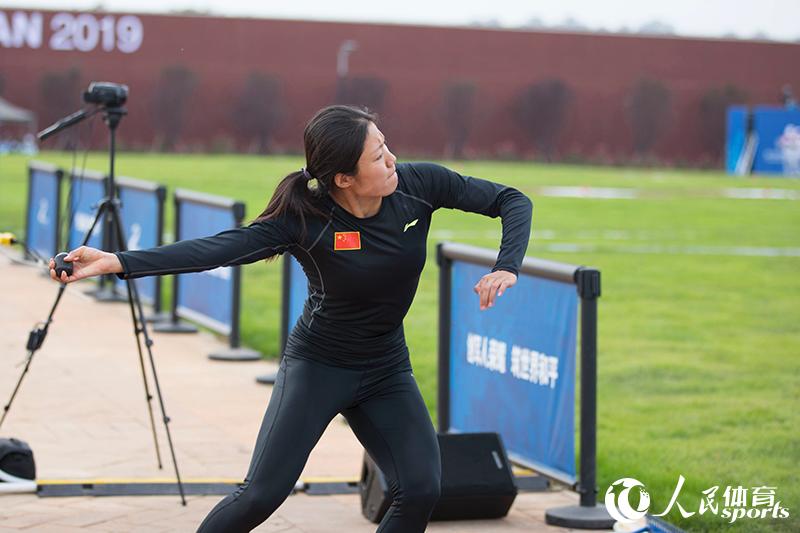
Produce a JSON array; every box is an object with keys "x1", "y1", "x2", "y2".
[
  {"x1": 111, "y1": 203, "x2": 187, "y2": 506},
  {"x1": 123, "y1": 277, "x2": 164, "y2": 470},
  {"x1": 81, "y1": 185, "x2": 163, "y2": 467},
  {"x1": 125, "y1": 274, "x2": 187, "y2": 506},
  {"x1": 1, "y1": 285, "x2": 68, "y2": 429},
  {"x1": 0, "y1": 351, "x2": 36, "y2": 428}
]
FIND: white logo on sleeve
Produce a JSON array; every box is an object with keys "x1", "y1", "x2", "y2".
[{"x1": 403, "y1": 219, "x2": 418, "y2": 232}]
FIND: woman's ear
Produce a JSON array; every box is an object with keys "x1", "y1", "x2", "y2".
[{"x1": 333, "y1": 172, "x2": 355, "y2": 190}]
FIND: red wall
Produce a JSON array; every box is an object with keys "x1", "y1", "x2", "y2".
[{"x1": 2, "y1": 9, "x2": 799, "y2": 163}]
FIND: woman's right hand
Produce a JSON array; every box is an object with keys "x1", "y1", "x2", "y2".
[{"x1": 49, "y1": 246, "x2": 123, "y2": 283}]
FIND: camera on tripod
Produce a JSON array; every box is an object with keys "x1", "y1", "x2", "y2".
[
  {"x1": 38, "y1": 81, "x2": 129, "y2": 142},
  {"x1": 83, "y1": 82, "x2": 128, "y2": 107}
]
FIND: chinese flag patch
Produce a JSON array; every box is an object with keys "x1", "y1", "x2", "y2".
[{"x1": 334, "y1": 231, "x2": 361, "y2": 251}]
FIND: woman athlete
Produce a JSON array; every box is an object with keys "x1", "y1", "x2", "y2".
[{"x1": 49, "y1": 105, "x2": 533, "y2": 532}]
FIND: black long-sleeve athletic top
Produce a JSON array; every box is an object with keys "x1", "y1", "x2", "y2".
[{"x1": 116, "y1": 162, "x2": 533, "y2": 367}]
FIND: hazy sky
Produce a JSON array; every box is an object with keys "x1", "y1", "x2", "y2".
[{"x1": 2, "y1": 0, "x2": 799, "y2": 41}]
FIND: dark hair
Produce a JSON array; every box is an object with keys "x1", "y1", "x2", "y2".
[{"x1": 256, "y1": 105, "x2": 377, "y2": 242}]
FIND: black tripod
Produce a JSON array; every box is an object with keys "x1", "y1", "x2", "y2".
[{"x1": 0, "y1": 87, "x2": 186, "y2": 505}]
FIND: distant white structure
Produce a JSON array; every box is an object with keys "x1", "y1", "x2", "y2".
[
  {"x1": 777, "y1": 124, "x2": 800, "y2": 175},
  {"x1": 0, "y1": 96, "x2": 38, "y2": 155}
]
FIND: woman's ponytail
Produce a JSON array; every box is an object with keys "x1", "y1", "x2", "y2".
[{"x1": 255, "y1": 169, "x2": 329, "y2": 243}]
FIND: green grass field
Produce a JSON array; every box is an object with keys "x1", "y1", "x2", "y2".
[{"x1": 2, "y1": 152, "x2": 798, "y2": 532}]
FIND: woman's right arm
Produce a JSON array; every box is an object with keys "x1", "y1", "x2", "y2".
[{"x1": 49, "y1": 217, "x2": 296, "y2": 284}]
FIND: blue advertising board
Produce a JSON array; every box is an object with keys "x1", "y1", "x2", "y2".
[
  {"x1": 67, "y1": 170, "x2": 107, "y2": 250},
  {"x1": 726, "y1": 106, "x2": 800, "y2": 175},
  {"x1": 25, "y1": 162, "x2": 62, "y2": 261},
  {"x1": 113, "y1": 177, "x2": 165, "y2": 306},
  {"x1": 174, "y1": 190, "x2": 243, "y2": 336},
  {"x1": 751, "y1": 107, "x2": 800, "y2": 175},
  {"x1": 447, "y1": 260, "x2": 578, "y2": 483}
]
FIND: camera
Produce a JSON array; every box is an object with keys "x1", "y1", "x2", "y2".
[{"x1": 83, "y1": 82, "x2": 129, "y2": 107}]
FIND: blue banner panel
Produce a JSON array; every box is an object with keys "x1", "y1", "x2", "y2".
[
  {"x1": 725, "y1": 106, "x2": 748, "y2": 174},
  {"x1": 286, "y1": 254, "x2": 309, "y2": 340},
  {"x1": 448, "y1": 261, "x2": 578, "y2": 482},
  {"x1": 67, "y1": 172, "x2": 106, "y2": 251},
  {"x1": 175, "y1": 201, "x2": 236, "y2": 334},
  {"x1": 114, "y1": 185, "x2": 161, "y2": 305},
  {"x1": 752, "y1": 106, "x2": 800, "y2": 175},
  {"x1": 26, "y1": 165, "x2": 61, "y2": 261}
]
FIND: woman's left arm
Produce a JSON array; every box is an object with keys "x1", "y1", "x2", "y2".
[
  {"x1": 404, "y1": 162, "x2": 533, "y2": 309},
  {"x1": 457, "y1": 177, "x2": 532, "y2": 310}
]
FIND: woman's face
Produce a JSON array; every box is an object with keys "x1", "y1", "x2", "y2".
[{"x1": 347, "y1": 121, "x2": 398, "y2": 198}]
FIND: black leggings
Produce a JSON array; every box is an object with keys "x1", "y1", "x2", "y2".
[{"x1": 197, "y1": 354, "x2": 441, "y2": 532}]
